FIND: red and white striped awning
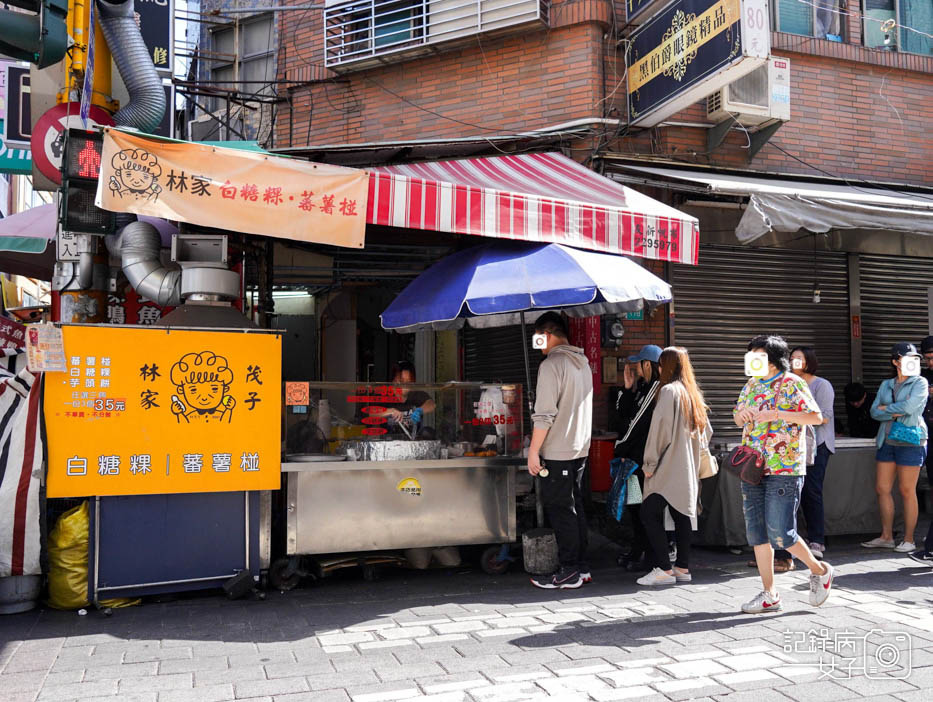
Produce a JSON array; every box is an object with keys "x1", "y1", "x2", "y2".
[{"x1": 367, "y1": 152, "x2": 699, "y2": 265}]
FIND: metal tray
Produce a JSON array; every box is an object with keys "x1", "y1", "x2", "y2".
[{"x1": 286, "y1": 454, "x2": 347, "y2": 463}]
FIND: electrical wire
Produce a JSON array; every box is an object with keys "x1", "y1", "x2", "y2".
[{"x1": 765, "y1": 141, "x2": 933, "y2": 203}]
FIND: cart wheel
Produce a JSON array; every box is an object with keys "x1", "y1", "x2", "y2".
[
  {"x1": 481, "y1": 545, "x2": 510, "y2": 575},
  {"x1": 269, "y1": 558, "x2": 300, "y2": 592}
]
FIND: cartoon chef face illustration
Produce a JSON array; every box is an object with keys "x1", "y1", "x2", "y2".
[
  {"x1": 109, "y1": 148, "x2": 163, "y2": 202},
  {"x1": 169, "y1": 351, "x2": 236, "y2": 423}
]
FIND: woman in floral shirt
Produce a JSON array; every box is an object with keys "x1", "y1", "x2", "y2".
[{"x1": 733, "y1": 335, "x2": 833, "y2": 614}]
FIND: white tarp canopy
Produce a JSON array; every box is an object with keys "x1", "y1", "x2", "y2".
[{"x1": 615, "y1": 165, "x2": 933, "y2": 243}]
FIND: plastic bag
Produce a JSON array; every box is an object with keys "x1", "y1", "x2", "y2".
[
  {"x1": 47, "y1": 502, "x2": 138, "y2": 610},
  {"x1": 607, "y1": 458, "x2": 639, "y2": 522},
  {"x1": 48, "y1": 503, "x2": 91, "y2": 610}
]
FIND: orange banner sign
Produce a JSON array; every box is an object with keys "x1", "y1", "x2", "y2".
[
  {"x1": 45, "y1": 325, "x2": 282, "y2": 497},
  {"x1": 95, "y1": 129, "x2": 368, "y2": 248}
]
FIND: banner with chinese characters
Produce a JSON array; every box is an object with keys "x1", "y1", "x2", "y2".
[
  {"x1": 95, "y1": 129, "x2": 369, "y2": 249},
  {"x1": 568, "y1": 316, "x2": 602, "y2": 396},
  {"x1": 0, "y1": 317, "x2": 26, "y2": 349},
  {"x1": 627, "y1": 0, "x2": 769, "y2": 127},
  {"x1": 45, "y1": 325, "x2": 281, "y2": 497}
]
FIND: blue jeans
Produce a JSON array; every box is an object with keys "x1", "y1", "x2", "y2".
[
  {"x1": 876, "y1": 442, "x2": 927, "y2": 467},
  {"x1": 742, "y1": 475, "x2": 805, "y2": 550},
  {"x1": 801, "y1": 443, "x2": 832, "y2": 545}
]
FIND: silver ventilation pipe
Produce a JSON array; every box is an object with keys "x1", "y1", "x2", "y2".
[
  {"x1": 96, "y1": 0, "x2": 166, "y2": 133},
  {"x1": 118, "y1": 221, "x2": 181, "y2": 307}
]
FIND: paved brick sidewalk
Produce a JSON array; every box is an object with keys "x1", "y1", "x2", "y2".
[{"x1": 2, "y1": 545, "x2": 932, "y2": 702}]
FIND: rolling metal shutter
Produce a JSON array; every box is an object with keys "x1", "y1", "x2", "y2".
[
  {"x1": 670, "y1": 245, "x2": 850, "y2": 443},
  {"x1": 859, "y1": 254, "x2": 932, "y2": 393}
]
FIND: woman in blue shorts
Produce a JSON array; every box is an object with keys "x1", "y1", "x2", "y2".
[{"x1": 862, "y1": 343, "x2": 930, "y2": 553}]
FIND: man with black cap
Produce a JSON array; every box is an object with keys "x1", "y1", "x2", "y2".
[{"x1": 909, "y1": 336, "x2": 933, "y2": 566}]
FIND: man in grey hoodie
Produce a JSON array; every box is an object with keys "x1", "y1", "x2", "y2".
[{"x1": 527, "y1": 312, "x2": 594, "y2": 589}]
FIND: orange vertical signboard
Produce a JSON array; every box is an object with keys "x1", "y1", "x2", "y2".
[{"x1": 45, "y1": 325, "x2": 282, "y2": 497}]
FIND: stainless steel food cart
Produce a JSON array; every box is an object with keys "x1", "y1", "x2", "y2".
[{"x1": 272, "y1": 381, "x2": 529, "y2": 587}]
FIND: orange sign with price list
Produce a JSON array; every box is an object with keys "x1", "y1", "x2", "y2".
[{"x1": 44, "y1": 325, "x2": 281, "y2": 497}]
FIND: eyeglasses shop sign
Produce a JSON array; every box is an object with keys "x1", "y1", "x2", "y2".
[{"x1": 627, "y1": 0, "x2": 770, "y2": 128}]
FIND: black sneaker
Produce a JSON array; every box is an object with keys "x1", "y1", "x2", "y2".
[
  {"x1": 908, "y1": 550, "x2": 933, "y2": 566},
  {"x1": 530, "y1": 568, "x2": 583, "y2": 589}
]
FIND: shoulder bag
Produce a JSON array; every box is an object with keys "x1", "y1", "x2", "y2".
[
  {"x1": 699, "y1": 443, "x2": 719, "y2": 479},
  {"x1": 726, "y1": 374, "x2": 790, "y2": 485},
  {"x1": 887, "y1": 380, "x2": 926, "y2": 446}
]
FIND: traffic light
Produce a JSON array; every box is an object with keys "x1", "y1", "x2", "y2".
[
  {"x1": 0, "y1": 0, "x2": 68, "y2": 69},
  {"x1": 61, "y1": 129, "x2": 115, "y2": 235}
]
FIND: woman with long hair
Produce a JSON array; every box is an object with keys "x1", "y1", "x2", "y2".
[{"x1": 636, "y1": 347, "x2": 711, "y2": 586}]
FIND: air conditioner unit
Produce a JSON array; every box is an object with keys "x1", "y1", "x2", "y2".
[{"x1": 707, "y1": 56, "x2": 791, "y2": 127}]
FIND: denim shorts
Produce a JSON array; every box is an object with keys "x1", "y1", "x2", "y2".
[
  {"x1": 741, "y1": 475, "x2": 804, "y2": 549},
  {"x1": 876, "y1": 442, "x2": 927, "y2": 467}
]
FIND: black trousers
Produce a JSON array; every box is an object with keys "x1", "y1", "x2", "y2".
[
  {"x1": 627, "y1": 470, "x2": 652, "y2": 564},
  {"x1": 924, "y1": 441, "x2": 933, "y2": 554},
  {"x1": 539, "y1": 457, "x2": 589, "y2": 572},
  {"x1": 641, "y1": 492, "x2": 691, "y2": 571}
]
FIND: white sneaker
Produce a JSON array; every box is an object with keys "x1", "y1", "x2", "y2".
[
  {"x1": 673, "y1": 567, "x2": 692, "y2": 583},
  {"x1": 894, "y1": 542, "x2": 917, "y2": 553},
  {"x1": 580, "y1": 571, "x2": 593, "y2": 584},
  {"x1": 809, "y1": 562, "x2": 834, "y2": 607},
  {"x1": 742, "y1": 590, "x2": 782, "y2": 614},
  {"x1": 636, "y1": 567, "x2": 676, "y2": 586},
  {"x1": 861, "y1": 537, "x2": 895, "y2": 549},
  {"x1": 808, "y1": 542, "x2": 824, "y2": 560}
]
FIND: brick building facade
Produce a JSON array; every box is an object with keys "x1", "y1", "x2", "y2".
[
  {"x1": 273, "y1": 2, "x2": 931, "y2": 186},
  {"x1": 268, "y1": 0, "x2": 932, "y2": 433}
]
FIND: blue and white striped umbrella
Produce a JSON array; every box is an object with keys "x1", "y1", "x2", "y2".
[{"x1": 380, "y1": 241, "x2": 672, "y2": 333}]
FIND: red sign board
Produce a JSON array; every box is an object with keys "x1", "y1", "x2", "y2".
[
  {"x1": 0, "y1": 317, "x2": 27, "y2": 349},
  {"x1": 569, "y1": 316, "x2": 602, "y2": 395}
]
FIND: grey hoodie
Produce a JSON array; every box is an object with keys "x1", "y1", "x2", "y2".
[{"x1": 532, "y1": 344, "x2": 593, "y2": 460}]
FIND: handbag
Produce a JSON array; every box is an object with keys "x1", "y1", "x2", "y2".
[
  {"x1": 699, "y1": 444, "x2": 719, "y2": 479},
  {"x1": 626, "y1": 473, "x2": 643, "y2": 505},
  {"x1": 888, "y1": 420, "x2": 925, "y2": 446},
  {"x1": 727, "y1": 374, "x2": 790, "y2": 485},
  {"x1": 886, "y1": 380, "x2": 926, "y2": 446}
]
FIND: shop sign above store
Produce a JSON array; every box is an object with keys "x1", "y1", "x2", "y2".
[
  {"x1": 627, "y1": 0, "x2": 770, "y2": 127},
  {"x1": 96, "y1": 129, "x2": 370, "y2": 248},
  {"x1": 45, "y1": 325, "x2": 282, "y2": 498},
  {"x1": 0, "y1": 317, "x2": 26, "y2": 349},
  {"x1": 137, "y1": 0, "x2": 174, "y2": 76}
]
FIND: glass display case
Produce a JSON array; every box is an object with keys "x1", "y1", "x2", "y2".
[
  {"x1": 280, "y1": 381, "x2": 523, "y2": 556},
  {"x1": 283, "y1": 381, "x2": 524, "y2": 462}
]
